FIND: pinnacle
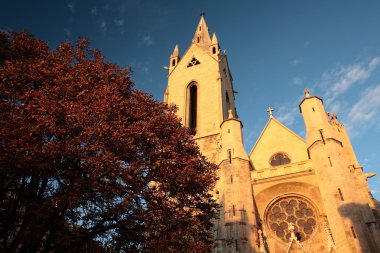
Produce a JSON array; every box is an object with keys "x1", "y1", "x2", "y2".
[
  {"x1": 211, "y1": 32, "x2": 218, "y2": 44},
  {"x1": 171, "y1": 44, "x2": 179, "y2": 57}
]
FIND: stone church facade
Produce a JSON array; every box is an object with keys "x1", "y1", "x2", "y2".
[{"x1": 163, "y1": 15, "x2": 380, "y2": 253}]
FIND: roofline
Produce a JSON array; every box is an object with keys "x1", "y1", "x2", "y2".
[
  {"x1": 167, "y1": 43, "x2": 219, "y2": 78},
  {"x1": 299, "y1": 95, "x2": 323, "y2": 113},
  {"x1": 249, "y1": 117, "x2": 306, "y2": 157},
  {"x1": 220, "y1": 118, "x2": 243, "y2": 128}
]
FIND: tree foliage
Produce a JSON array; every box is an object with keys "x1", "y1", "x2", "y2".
[{"x1": 0, "y1": 31, "x2": 218, "y2": 252}]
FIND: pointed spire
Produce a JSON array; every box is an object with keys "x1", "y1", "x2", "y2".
[
  {"x1": 170, "y1": 44, "x2": 179, "y2": 58},
  {"x1": 169, "y1": 44, "x2": 180, "y2": 72},
  {"x1": 193, "y1": 13, "x2": 212, "y2": 49},
  {"x1": 211, "y1": 32, "x2": 218, "y2": 44}
]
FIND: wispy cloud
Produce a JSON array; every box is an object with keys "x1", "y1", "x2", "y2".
[
  {"x1": 321, "y1": 57, "x2": 380, "y2": 104},
  {"x1": 142, "y1": 66, "x2": 149, "y2": 74},
  {"x1": 64, "y1": 28, "x2": 71, "y2": 37},
  {"x1": 371, "y1": 186, "x2": 380, "y2": 195},
  {"x1": 244, "y1": 130, "x2": 258, "y2": 150},
  {"x1": 292, "y1": 76, "x2": 303, "y2": 86},
  {"x1": 276, "y1": 106, "x2": 299, "y2": 126},
  {"x1": 346, "y1": 84, "x2": 380, "y2": 130},
  {"x1": 99, "y1": 19, "x2": 107, "y2": 35},
  {"x1": 67, "y1": 2, "x2": 75, "y2": 13},
  {"x1": 328, "y1": 101, "x2": 341, "y2": 115},
  {"x1": 139, "y1": 34, "x2": 154, "y2": 47},
  {"x1": 90, "y1": 7, "x2": 98, "y2": 16},
  {"x1": 290, "y1": 59, "x2": 302, "y2": 66},
  {"x1": 114, "y1": 18, "x2": 124, "y2": 26},
  {"x1": 129, "y1": 59, "x2": 151, "y2": 75}
]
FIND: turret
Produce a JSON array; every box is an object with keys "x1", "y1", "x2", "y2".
[
  {"x1": 168, "y1": 44, "x2": 179, "y2": 74},
  {"x1": 299, "y1": 89, "x2": 379, "y2": 252},
  {"x1": 210, "y1": 32, "x2": 220, "y2": 56},
  {"x1": 299, "y1": 89, "x2": 341, "y2": 149},
  {"x1": 219, "y1": 109, "x2": 249, "y2": 162}
]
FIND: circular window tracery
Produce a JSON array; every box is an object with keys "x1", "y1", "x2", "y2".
[
  {"x1": 270, "y1": 152, "x2": 291, "y2": 167},
  {"x1": 266, "y1": 196, "x2": 317, "y2": 242}
]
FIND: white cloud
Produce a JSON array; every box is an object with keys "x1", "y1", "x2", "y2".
[
  {"x1": 142, "y1": 66, "x2": 149, "y2": 74},
  {"x1": 297, "y1": 130, "x2": 306, "y2": 139},
  {"x1": 292, "y1": 76, "x2": 303, "y2": 86},
  {"x1": 91, "y1": 7, "x2": 98, "y2": 16},
  {"x1": 244, "y1": 130, "x2": 257, "y2": 150},
  {"x1": 329, "y1": 101, "x2": 341, "y2": 115},
  {"x1": 64, "y1": 28, "x2": 71, "y2": 37},
  {"x1": 275, "y1": 106, "x2": 299, "y2": 126},
  {"x1": 347, "y1": 84, "x2": 380, "y2": 127},
  {"x1": 321, "y1": 57, "x2": 380, "y2": 103},
  {"x1": 290, "y1": 59, "x2": 302, "y2": 66},
  {"x1": 99, "y1": 19, "x2": 107, "y2": 34},
  {"x1": 139, "y1": 34, "x2": 154, "y2": 47},
  {"x1": 114, "y1": 18, "x2": 124, "y2": 26},
  {"x1": 371, "y1": 186, "x2": 380, "y2": 195},
  {"x1": 67, "y1": 2, "x2": 75, "y2": 13},
  {"x1": 129, "y1": 59, "x2": 151, "y2": 75}
]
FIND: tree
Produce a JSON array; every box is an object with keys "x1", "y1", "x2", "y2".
[{"x1": 0, "y1": 31, "x2": 218, "y2": 253}]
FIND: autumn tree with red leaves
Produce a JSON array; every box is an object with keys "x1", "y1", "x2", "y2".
[{"x1": 0, "y1": 31, "x2": 218, "y2": 253}]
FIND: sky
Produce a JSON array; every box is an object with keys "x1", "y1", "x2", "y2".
[{"x1": 1, "y1": 0, "x2": 380, "y2": 199}]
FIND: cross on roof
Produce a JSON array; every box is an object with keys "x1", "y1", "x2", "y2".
[
  {"x1": 200, "y1": 11, "x2": 205, "y2": 17},
  {"x1": 266, "y1": 107, "x2": 274, "y2": 118}
]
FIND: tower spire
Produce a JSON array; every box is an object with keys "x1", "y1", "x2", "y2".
[{"x1": 193, "y1": 13, "x2": 212, "y2": 50}]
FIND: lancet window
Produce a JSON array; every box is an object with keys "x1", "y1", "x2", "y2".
[{"x1": 188, "y1": 83, "x2": 197, "y2": 131}]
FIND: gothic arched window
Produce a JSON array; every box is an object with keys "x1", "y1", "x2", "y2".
[
  {"x1": 188, "y1": 83, "x2": 197, "y2": 131},
  {"x1": 270, "y1": 152, "x2": 291, "y2": 167}
]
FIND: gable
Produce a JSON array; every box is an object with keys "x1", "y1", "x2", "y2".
[
  {"x1": 168, "y1": 43, "x2": 218, "y2": 79},
  {"x1": 249, "y1": 118, "x2": 308, "y2": 169}
]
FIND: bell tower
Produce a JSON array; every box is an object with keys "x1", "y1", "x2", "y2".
[
  {"x1": 164, "y1": 14, "x2": 258, "y2": 253},
  {"x1": 164, "y1": 13, "x2": 238, "y2": 160}
]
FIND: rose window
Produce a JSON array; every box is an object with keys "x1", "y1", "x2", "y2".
[{"x1": 266, "y1": 196, "x2": 317, "y2": 242}]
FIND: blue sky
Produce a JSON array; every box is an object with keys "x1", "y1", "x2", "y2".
[{"x1": 1, "y1": 0, "x2": 380, "y2": 198}]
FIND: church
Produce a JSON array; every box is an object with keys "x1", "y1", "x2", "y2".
[{"x1": 163, "y1": 14, "x2": 380, "y2": 253}]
